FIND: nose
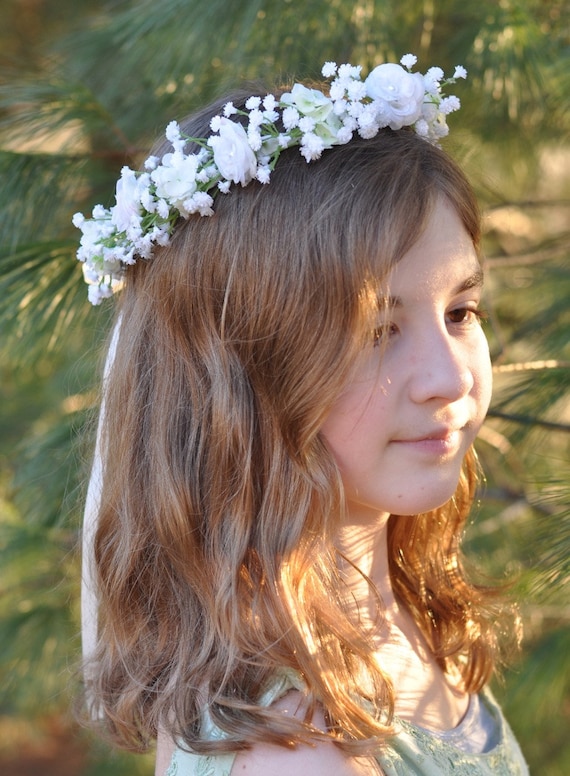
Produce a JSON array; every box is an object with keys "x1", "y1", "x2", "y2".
[{"x1": 408, "y1": 328, "x2": 474, "y2": 404}]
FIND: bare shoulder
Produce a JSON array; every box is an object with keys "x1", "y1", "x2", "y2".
[
  {"x1": 232, "y1": 742, "x2": 383, "y2": 776},
  {"x1": 231, "y1": 692, "x2": 384, "y2": 776}
]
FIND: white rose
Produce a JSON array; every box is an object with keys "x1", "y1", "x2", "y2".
[
  {"x1": 365, "y1": 63, "x2": 425, "y2": 129},
  {"x1": 208, "y1": 119, "x2": 257, "y2": 186},
  {"x1": 151, "y1": 152, "x2": 199, "y2": 210},
  {"x1": 111, "y1": 167, "x2": 142, "y2": 232}
]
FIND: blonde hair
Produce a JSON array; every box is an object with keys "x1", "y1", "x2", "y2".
[{"x1": 86, "y1": 90, "x2": 511, "y2": 754}]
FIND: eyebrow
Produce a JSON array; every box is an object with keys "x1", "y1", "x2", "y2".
[{"x1": 382, "y1": 268, "x2": 485, "y2": 308}]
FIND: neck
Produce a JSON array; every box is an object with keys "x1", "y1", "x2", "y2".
[
  {"x1": 336, "y1": 509, "x2": 399, "y2": 627},
  {"x1": 336, "y1": 509, "x2": 469, "y2": 728}
]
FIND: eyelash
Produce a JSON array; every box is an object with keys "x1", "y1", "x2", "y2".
[
  {"x1": 373, "y1": 323, "x2": 398, "y2": 347},
  {"x1": 372, "y1": 307, "x2": 488, "y2": 346},
  {"x1": 447, "y1": 306, "x2": 488, "y2": 324}
]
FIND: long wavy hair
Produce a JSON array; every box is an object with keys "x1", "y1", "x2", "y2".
[{"x1": 86, "y1": 89, "x2": 513, "y2": 754}]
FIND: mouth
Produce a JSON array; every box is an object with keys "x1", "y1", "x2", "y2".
[{"x1": 391, "y1": 428, "x2": 464, "y2": 455}]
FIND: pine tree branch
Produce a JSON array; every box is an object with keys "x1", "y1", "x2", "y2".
[{"x1": 486, "y1": 410, "x2": 570, "y2": 433}]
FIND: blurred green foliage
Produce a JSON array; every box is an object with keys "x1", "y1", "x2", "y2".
[{"x1": 0, "y1": 0, "x2": 568, "y2": 773}]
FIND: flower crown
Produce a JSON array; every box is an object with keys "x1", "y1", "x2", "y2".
[{"x1": 73, "y1": 55, "x2": 467, "y2": 304}]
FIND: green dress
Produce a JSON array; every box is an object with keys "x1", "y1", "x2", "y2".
[{"x1": 166, "y1": 671, "x2": 529, "y2": 776}]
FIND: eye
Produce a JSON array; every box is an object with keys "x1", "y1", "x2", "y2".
[
  {"x1": 447, "y1": 306, "x2": 487, "y2": 325},
  {"x1": 373, "y1": 323, "x2": 399, "y2": 347}
]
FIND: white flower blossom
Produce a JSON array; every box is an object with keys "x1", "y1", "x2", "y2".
[
  {"x1": 151, "y1": 152, "x2": 199, "y2": 210},
  {"x1": 111, "y1": 167, "x2": 143, "y2": 233},
  {"x1": 329, "y1": 81, "x2": 347, "y2": 101},
  {"x1": 256, "y1": 166, "x2": 271, "y2": 184},
  {"x1": 365, "y1": 63, "x2": 425, "y2": 129},
  {"x1": 400, "y1": 53, "x2": 417, "y2": 69},
  {"x1": 282, "y1": 106, "x2": 300, "y2": 130},
  {"x1": 248, "y1": 108, "x2": 264, "y2": 129},
  {"x1": 439, "y1": 96, "x2": 460, "y2": 115},
  {"x1": 322, "y1": 61, "x2": 337, "y2": 78},
  {"x1": 144, "y1": 155, "x2": 159, "y2": 170},
  {"x1": 347, "y1": 100, "x2": 364, "y2": 118},
  {"x1": 358, "y1": 120, "x2": 380, "y2": 140},
  {"x1": 424, "y1": 67, "x2": 444, "y2": 94},
  {"x1": 156, "y1": 198, "x2": 170, "y2": 219},
  {"x1": 341, "y1": 115, "x2": 358, "y2": 131},
  {"x1": 92, "y1": 204, "x2": 107, "y2": 219},
  {"x1": 87, "y1": 283, "x2": 113, "y2": 305},
  {"x1": 414, "y1": 118, "x2": 429, "y2": 137},
  {"x1": 187, "y1": 191, "x2": 214, "y2": 216},
  {"x1": 347, "y1": 80, "x2": 366, "y2": 101},
  {"x1": 300, "y1": 132, "x2": 325, "y2": 161},
  {"x1": 426, "y1": 66, "x2": 444, "y2": 82},
  {"x1": 454, "y1": 65, "x2": 467, "y2": 79},
  {"x1": 165, "y1": 121, "x2": 186, "y2": 153},
  {"x1": 155, "y1": 228, "x2": 171, "y2": 246},
  {"x1": 281, "y1": 83, "x2": 334, "y2": 124},
  {"x1": 245, "y1": 96, "x2": 261, "y2": 110},
  {"x1": 247, "y1": 129, "x2": 262, "y2": 151},
  {"x1": 208, "y1": 118, "x2": 257, "y2": 186},
  {"x1": 263, "y1": 94, "x2": 277, "y2": 111},
  {"x1": 336, "y1": 126, "x2": 353, "y2": 144},
  {"x1": 299, "y1": 116, "x2": 316, "y2": 133},
  {"x1": 223, "y1": 102, "x2": 237, "y2": 116},
  {"x1": 338, "y1": 63, "x2": 361, "y2": 79}
]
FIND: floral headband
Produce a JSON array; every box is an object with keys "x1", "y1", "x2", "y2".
[{"x1": 73, "y1": 55, "x2": 466, "y2": 304}]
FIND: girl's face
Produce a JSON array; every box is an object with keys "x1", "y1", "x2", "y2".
[{"x1": 321, "y1": 196, "x2": 492, "y2": 522}]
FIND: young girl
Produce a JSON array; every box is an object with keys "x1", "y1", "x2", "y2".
[{"x1": 77, "y1": 56, "x2": 529, "y2": 775}]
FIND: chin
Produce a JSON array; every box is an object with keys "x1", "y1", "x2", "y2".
[{"x1": 389, "y1": 477, "x2": 463, "y2": 516}]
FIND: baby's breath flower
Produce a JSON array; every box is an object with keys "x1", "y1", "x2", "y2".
[
  {"x1": 299, "y1": 116, "x2": 316, "y2": 133},
  {"x1": 247, "y1": 130, "x2": 262, "y2": 152},
  {"x1": 400, "y1": 53, "x2": 417, "y2": 69},
  {"x1": 414, "y1": 118, "x2": 429, "y2": 137},
  {"x1": 322, "y1": 61, "x2": 337, "y2": 78},
  {"x1": 144, "y1": 155, "x2": 159, "y2": 170},
  {"x1": 256, "y1": 166, "x2": 271, "y2": 184},
  {"x1": 248, "y1": 109, "x2": 264, "y2": 129},
  {"x1": 336, "y1": 126, "x2": 353, "y2": 144},
  {"x1": 245, "y1": 96, "x2": 261, "y2": 110},
  {"x1": 263, "y1": 94, "x2": 277, "y2": 111},
  {"x1": 338, "y1": 63, "x2": 361, "y2": 80},
  {"x1": 439, "y1": 96, "x2": 461, "y2": 115},
  {"x1": 329, "y1": 82, "x2": 347, "y2": 102},
  {"x1": 282, "y1": 107, "x2": 300, "y2": 130},
  {"x1": 347, "y1": 80, "x2": 367, "y2": 101},
  {"x1": 300, "y1": 132, "x2": 325, "y2": 160},
  {"x1": 210, "y1": 115, "x2": 222, "y2": 132},
  {"x1": 73, "y1": 54, "x2": 467, "y2": 303}
]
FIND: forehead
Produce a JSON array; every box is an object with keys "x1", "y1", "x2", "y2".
[{"x1": 384, "y1": 197, "x2": 480, "y2": 296}]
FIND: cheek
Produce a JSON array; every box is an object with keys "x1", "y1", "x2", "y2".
[{"x1": 320, "y1": 381, "x2": 382, "y2": 461}]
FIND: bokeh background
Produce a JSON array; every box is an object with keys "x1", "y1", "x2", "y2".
[{"x1": 0, "y1": 1, "x2": 568, "y2": 773}]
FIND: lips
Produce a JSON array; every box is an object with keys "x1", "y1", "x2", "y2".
[
  {"x1": 390, "y1": 428, "x2": 464, "y2": 455},
  {"x1": 393, "y1": 425, "x2": 462, "y2": 442}
]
